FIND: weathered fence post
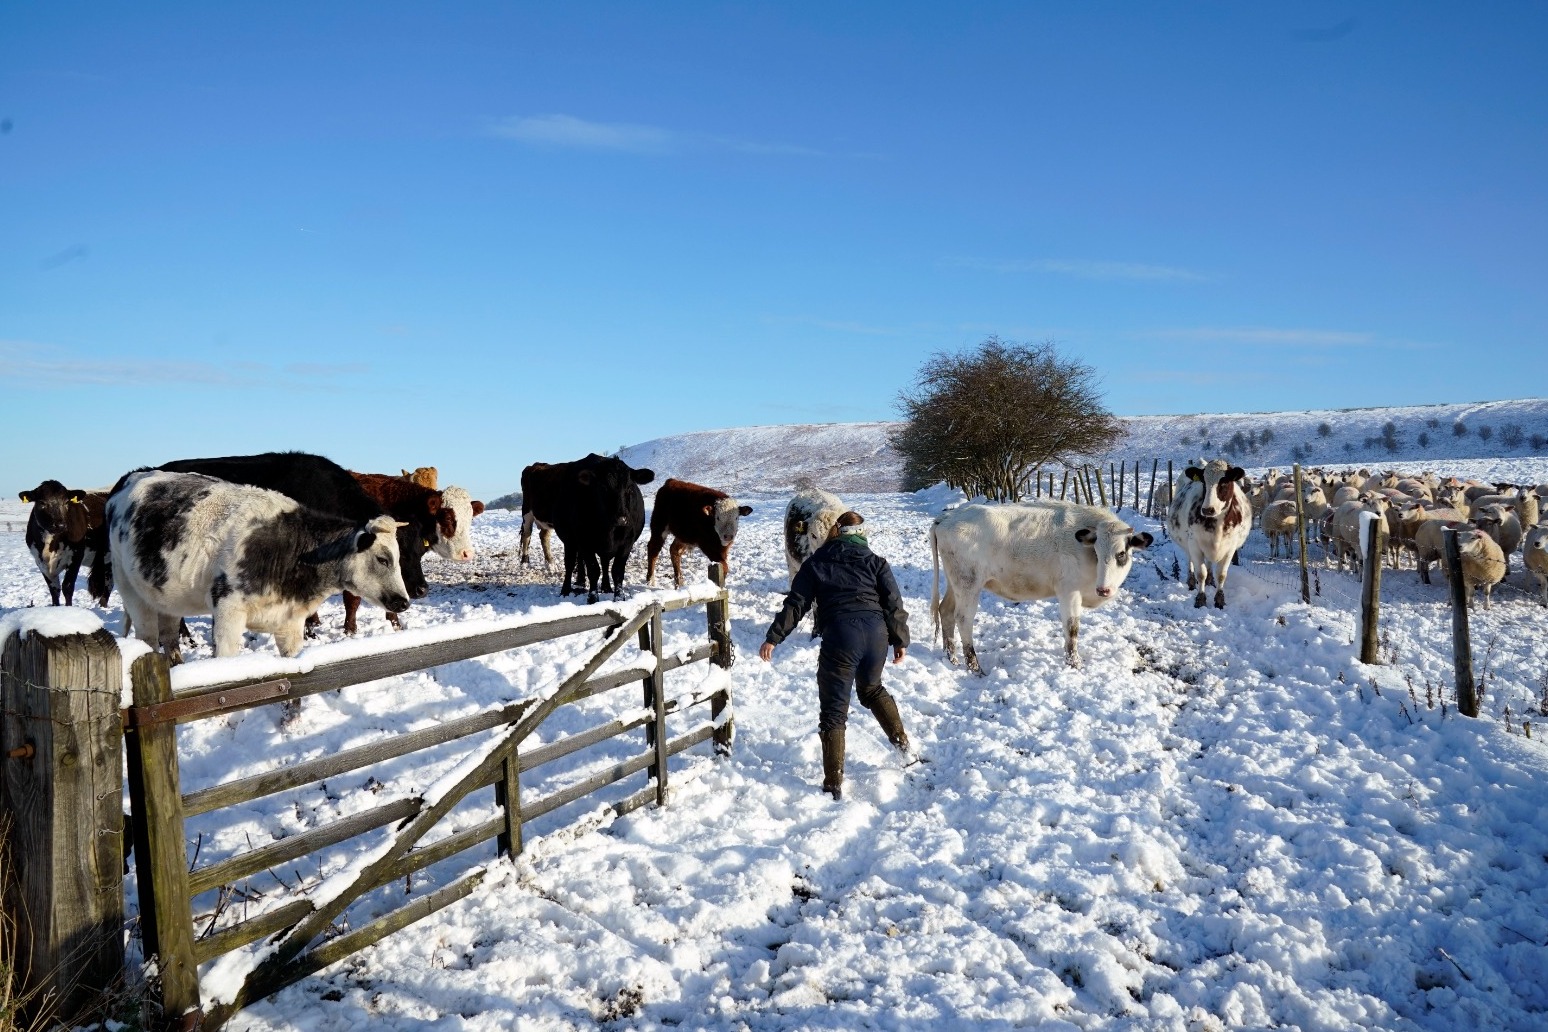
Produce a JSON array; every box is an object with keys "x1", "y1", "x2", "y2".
[
  {"x1": 1359, "y1": 515, "x2": 1385, "y2": 664},
  {"x1": 1116, "y1": 462, "x2": 1125, "y2": 511},
  {"x1": 646, "y1": 606, "x2": 668, "y2": 805},
  {"x1": 494, "y1": 748, "x2": 523, "y2": 858},
  {"x1": 0, "y1": 616, "x2": 124, "y2": 1027},
  {"x1": 1443, "y1": 528, "x2": 1479, "y2": 716},
  {"x1": 1166, "y1": 461, "x2": 1174, "y2": 520},
  {"x1": 1133, "y1": 461, "x2": 1141, "y2": 511},
  {"x1": 706, "y1": 563, "x2": 734, "y2": 755},
  {"x1": 1059, "y1": 470, "x2": 1069, "y2": 500},
  {"x1": 1293, "y1": 464, "x2": 1311, "y2": 604},
  {"x1": 1147, "y1": 460, "x2": 1159, "y2": 519},
  {"x1": 124, "y1": 652, "x2": 202, "y2": 1026},
  {"x1": 1091, "y1": 466, "x2": 1107, "y2": 508}
]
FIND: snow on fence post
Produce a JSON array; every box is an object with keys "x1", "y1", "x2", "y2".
[
  {"x1": 0, "y1": 615, "x2": 125, "y2": 1028},
  {"x1": 1293, "y1": 464, "x2": 1311, "y2": 604},
  {"x1": 1443, "y1": 527, "x2": 1479, "y2": 716},
  {"x1": 1359, "y1": 513, "x2": 1385, "y2": 664},
  {"x1": 1147, "y1": 460, "x2": 1159, "y2": 519},
  {"x1": 706, "y1": 562, "x2": 735, "y2": 755},
  {"x1": 125, "y1": 650, "x2": 203, "y2": 1027}
]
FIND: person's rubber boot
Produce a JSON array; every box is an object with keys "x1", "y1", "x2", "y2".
[
  {"x1": 820, "y1": 728, "x2": 846, "y2": 800},
  {"x1": 868, "y1": 690, "x2": 911, "y2": 753}
]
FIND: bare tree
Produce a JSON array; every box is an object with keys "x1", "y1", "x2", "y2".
[{"x1": 892, "y1": 337, "x2": 1123, "y2": 501}]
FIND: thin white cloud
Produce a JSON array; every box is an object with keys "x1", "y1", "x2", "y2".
[
  {"x1": 0, "y1": 341, "x2": 368, "y2": 391},
  {"x1": 486, "y1": 113, "x2": 823, "y2": 157},
  {"x1": 946, "y1": 256, "x2": 1209, "y2": 282},
  {"x1": 1149, "y1": 327, "x2": 1377, "y2": 346}
]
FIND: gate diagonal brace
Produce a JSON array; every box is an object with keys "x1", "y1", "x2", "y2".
[{"x1": 219, "y1": 604, "x2": 656, "y2": 1015}]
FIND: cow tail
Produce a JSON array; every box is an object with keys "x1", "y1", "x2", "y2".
[{"x1": 931, "y1": 521, "x2": 941, "y2": 646}]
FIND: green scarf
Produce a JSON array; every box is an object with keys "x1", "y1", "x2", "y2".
[{"x1": 837, "y1": 529, "x2": 868, "y2": 546}]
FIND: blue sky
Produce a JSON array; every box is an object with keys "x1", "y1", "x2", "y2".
[{"x1": 3, "y1": 2, "x2": 1545, "y2": 499}]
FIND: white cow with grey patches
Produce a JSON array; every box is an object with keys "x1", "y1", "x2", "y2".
[
  {"x1": 107, "y1": 470, "x2": 411, "y2": 662},
  {"x1": 931, "y1": 500, "x2": 1154, "y2": 670},
  {"x1": 784, "y1": 488, "x2": 846, "y2": 585}
]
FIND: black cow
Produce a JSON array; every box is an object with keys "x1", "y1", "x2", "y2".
[
  {"x1": 20, "y1": 480, "x2": 112, "y2": 607},
  {"x1": 137, "y1": 452, "x2": 429, "y2": 633},
  {"x1": 522, "y1": 454, "x2": 654, "y2": 604}
]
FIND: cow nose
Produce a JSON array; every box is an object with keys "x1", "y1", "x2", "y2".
[
  {"x1": 410, "y1": 584, "x2": 429, "y2": 600},
  {"x1": 1096, "y1": 587, "x2": 1113, "y2": 598},
  {"x1": 386, "y1": 594, "x2": 410, "y2": 613},
  {"x1": 458, "y1": 549, "x2": 474, "y2": 561}
]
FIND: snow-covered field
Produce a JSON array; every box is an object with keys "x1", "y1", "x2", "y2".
[{"x1": 4, "y1": 456, "x2": 1548, "y2": 1031}]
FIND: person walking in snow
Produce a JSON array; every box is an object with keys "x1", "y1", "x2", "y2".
[{"x1": 759, "y1": 510, "x2": 911, "y2": 800}]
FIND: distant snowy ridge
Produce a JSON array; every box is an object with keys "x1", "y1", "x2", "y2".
[{"x1": 489, "y1": 399, "x2": 1548, "y2": 503}]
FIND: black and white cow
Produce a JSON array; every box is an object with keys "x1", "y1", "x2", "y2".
[
  {"x1": 784, "y1": 488, "x2": 846, "y2": 585},
  {"x1": 1167, "y1": 463, "x2": 1252, "y2": 609},
  {"x1": 520, "y1": 454, "x2": 654, "y2": 604},
  {"x1": 106, "y1": 470, "x2": 411, "y2": 662},
  {"x1": 20, "y1": 480, "x2": 112, "y2": 607}
]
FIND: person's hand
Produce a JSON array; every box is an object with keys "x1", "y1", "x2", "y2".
[
  {"x1": 892, "y1": 645, "x2": 906, "y2": 665},
  {"x1": 759, "y1": 642, "x2": 775, "y2": 663}
]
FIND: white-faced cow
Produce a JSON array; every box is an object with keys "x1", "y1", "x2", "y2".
[
  {"x1": 148, "y1": 451, "x2": 432, "y2": 636},
  {"x1": 1168, "y1": 463, "x2": 1251, "y2": 609},
  {"x1": 646, "y1": 478, "x2": 753, "y2": 587},
  {"x1": 784, "y1": 488, "x2": 845, "y2": 585},
  {"x1": 20, "y1": 480, "x2": 112, "y2": 608},
  {"x1": 521, "y1": 454, "x2": 654, "y2": 604},
  {"x1": 346, "y1": 472, "x2": 485, "y2": 631},
  {"x1": 931, "y1": 501, "x2": 1153, "y2": 671},
  {"x1": 106, "y1": 470, "x2": 410, "y2": 662}
]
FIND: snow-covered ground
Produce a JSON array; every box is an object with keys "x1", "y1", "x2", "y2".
[
  {"x1": 516, "y1": 398, "x2": 1548, "y2": 499},
  {"x1": 4, "y1": 451, "x2": 1548, "y2": 1031}
]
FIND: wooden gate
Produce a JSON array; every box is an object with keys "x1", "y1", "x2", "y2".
[{"x1": 5, "y1": 566, "x2": 733, "y2": 1030}]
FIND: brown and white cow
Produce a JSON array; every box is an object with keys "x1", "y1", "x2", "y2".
[
  {"x1": 348, "y1": 472, "x2": 484, "y2": 631},
  {"x1": 20, "y1": 480, "x2": 112, "y2": 607},
  {"x1": 401, "y1": 467, "x2": 439, "y2": 490},
  {"x1": 1167, "y1": 463, "x2": 1251, "y2": 609},
  {"x1": 645, "y1": 478, "x2": 753, "y2": 587},
  {"x1": 931, "y1": 500, "x2": 1153, "y2": 670}
]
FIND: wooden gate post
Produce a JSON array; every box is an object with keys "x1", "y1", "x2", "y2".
[
  {"x1": 1359, "y1": 515, "x2": 1385, "y2": 664},
  {"x1": 1443, "y1": 528, "x2": 1479, "y2": 716},
  {"x1": 124, "y1": 652, "x2": 202, "y2": 1026},
  {"x1": 706, "y1": 563, "x2": 735, "y2": 755},
  {"x1": 647, "y1": 607, "x2": 668, "y2": 805},
  {"x1": 1147, "y1": 460, "x2": 1159, "y2": 519},
  {"x1": 0, "y1": 616, "x2": 124, "y2": 1027},
  {"x1": 1293, "y1": 464, "x2": 1311, "y2": 604}
]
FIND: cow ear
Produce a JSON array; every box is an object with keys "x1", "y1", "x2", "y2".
[
  {"x1": 471, "y1": 501, "x2": 484, "y2": 515},
  {"x1": 1075, "y1": 527, "x2": 1096, "y2": 545},
  {"x1": 633, "y1": 468, "x2": 655, "y2": 485},
  {"x1": 426, "y1": 495, "x2": 442, "y2": 515},
  {"x1": 18, "y1": 491, "x2": 29, "y2": 502},
  {"x1": 1131, "y1": 532, "x2": 1154, "y2": 549},
  {"x1": 739, "y1": 505, "x2": 753, "y2": 517},
  {"x1": 356, "y1": 530, "x2": 376, "y2": 553},
  {"x1": 703, "y1": 504, "x2": 715, "y2": 517},
  {"x1": 1227, "y1": 467, "x2": 1247, "y2": 482},
  {"x1": 1185, "y1": 467, "x2": 1203, "y2": 482}
]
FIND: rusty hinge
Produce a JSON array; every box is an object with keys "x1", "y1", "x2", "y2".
[{"x1": 122, "y1": 679, "x2": 292, "y2": 729}]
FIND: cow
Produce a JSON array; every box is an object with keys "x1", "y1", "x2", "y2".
[
  {"x1": 401, "y1": 467, "x2": 438, "y2": 490},
  {"x1": 105, "y1": 470, "x2": 410, "y2": 662},
  {"x1": 784, "y1": 488, "x2": 845, "y2": 585},
  {"x1": 19, "y1": 481, "x2": 112, "y2": 607},
  {"x1": 346, "y1": 473, "x2": 485, "y2": 631},
  {"x1": 521, "y1": 454, "x2": 654, "y2": 603},
  {"x1": 930, "y1": 500, "x2": 1153, "y2": 671},
  {"x1": 645, "y1": 478, "x2": 753, "y2": 587},
  {"x1": 1167, "y1": 463, "x2": 1252, "y2": 609},
  {"x1": 147, "y1": 451, "x2": 432, "y2": 635}
]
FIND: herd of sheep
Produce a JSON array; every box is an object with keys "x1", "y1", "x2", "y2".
[{"x1": 1247, "y1": 467, "x2": 1548, "y2": 608}]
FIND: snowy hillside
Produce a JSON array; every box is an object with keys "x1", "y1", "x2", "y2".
[{"x1": 486, "y1": 399, "x2": 1548, "y2": 500}]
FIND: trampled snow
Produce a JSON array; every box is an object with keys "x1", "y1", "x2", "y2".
[{"x1": 2, "y1": 416, "x2": 1547, "y2": 1031}]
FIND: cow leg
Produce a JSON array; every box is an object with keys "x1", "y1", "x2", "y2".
[
  {"x1": 342, "y1": 591, "x2": 362, "y2": 635},
  {"x1": 60, "y1": 547, "x2": 86, "y2": 606},
  {"x1": 584, "y1": 553, "x2": 602, "y2": 605},
  {"x1": 273, "y1": 623, "x2": 306, "y2": 658},
  {"x1": 609, "y1": 550, "x2": 628, "y2": 599},
  {"x1": 1212, "y1": 562, "x2": 1228, "y2": 609},
  {"x1": 519, "y1": 513, "x2": 534, "y2": 566},
  {"x1": 937, "y1": 583, "x2": 959, "y2": 664},
  {"x1": 304, "y1": 612, "x2": 322, "y2": 636},
  {"x1": 157, "y1": 614, "x2": 185, "y2": 665},
  {"x1": 955, "y1": 591, "x2": 984, "y2": 676},
  {"x1": 646, "y1": 528, "x2": 666, "y2": 585},
  {"x1": 212, "y1": 602, "x2": 247, "y2": 659},
  {"x1": 669, "y1": 538, "x2": 691, "y2": 589},
  {"x1": 540, "y1": 528, "x2": 553, "y2": 569},
  {"x1": 559, "y1": 543, "x2": 576, "y2": 596},
  {"x1": 1057, "y1": 591, "x2": 1082, "y2": 668}
]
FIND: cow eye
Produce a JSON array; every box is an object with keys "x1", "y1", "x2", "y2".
[
  {"x1": 1117, "y1": 552, "x2": 1129, "y2": 565},
  {"x1": 377, "y1": 555, "x2": 392, "y2": 567}
]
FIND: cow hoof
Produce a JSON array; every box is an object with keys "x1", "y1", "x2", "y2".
[
  {"x1": 1193, "y1": 593, "x2": 1206, "y2": 608},
  {"x1": 587, "y1": 592, "x2": 600, "y2": 605},
  {"x1": 1186, "y1": 575, "x2": 1197, "y2": 590},
  {"x1": 1214, "y1": 592, "x2": 1226, "y2": 609}
]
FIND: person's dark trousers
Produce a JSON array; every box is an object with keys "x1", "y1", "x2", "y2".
[{"x1": 816, "y1": 613, "x2": 890, "y2": 733}]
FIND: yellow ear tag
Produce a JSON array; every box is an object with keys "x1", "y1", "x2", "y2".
[
  {"x1": 70, "y1": 495, "x2": 81, "y2": 503},
  {"x1": 423, "y1": 539, "x2": 431, "y2": 548}
]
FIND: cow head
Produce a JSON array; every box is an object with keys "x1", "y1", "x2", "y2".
[
  {"x1": 309, "y1": 516, "x2": 411, "y2": 613},
  {"x1": 576, "y1": 459, "x2": 653, "y2": 528},
  {"x1": 707, "y1": 498, "x2": 754, "y2": 550},
  {"x1": 1185, "y1": 465, "x2": 1247, "y2": 521},
  {"x1": 1074, "y1": 525, "x2": 1154, "y2": 599},
  {"x1": 430, "y1": 486, "x2": 484, "y2": 562}
]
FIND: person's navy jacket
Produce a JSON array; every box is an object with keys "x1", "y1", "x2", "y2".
[{"x1": 765, "y1": 535, "x2": 910, "y2": 648}]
